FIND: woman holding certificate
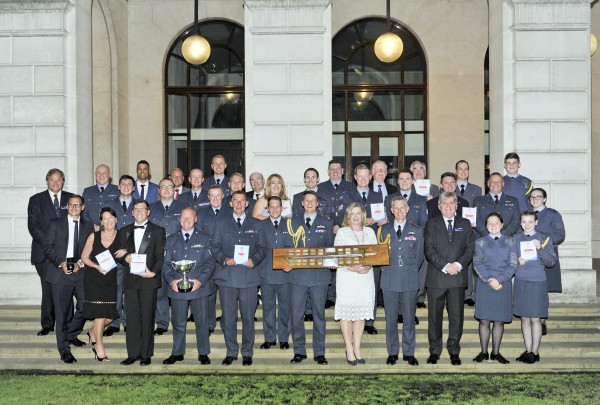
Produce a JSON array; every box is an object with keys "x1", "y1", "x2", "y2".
[
  {"x1": 252, "y1": 174, "x2": 292, "y2": 220},
  {"x1": 81, "y1": 207, "x2": 124, "y2": 361},
  {"x1": 333, "y1": 202, "x2": 376, "y2": 365},
  {"x1": 472, "y1": 213, "x2": 518, "y2": 364},
  {"x1": 512, "y1": 211, "x2": 557, "y2": 364}
]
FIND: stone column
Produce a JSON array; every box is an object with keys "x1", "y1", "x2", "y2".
[
  {"x1": 243, "y1": 0, "x2": 332, "y2": 195},
  {"x1": 489, "y1": 0, "x2": 596, "y2": 302}
]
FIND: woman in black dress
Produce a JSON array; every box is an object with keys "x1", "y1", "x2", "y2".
[{"x1": 81, "y1": 207, "x2": 123, "y2": 361}]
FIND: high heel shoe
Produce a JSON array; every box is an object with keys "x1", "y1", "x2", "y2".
[
  {"x1": 87, "y1": 330, "x2": 96, "y2": 346},
  {"x1": 94, "y1": 352, "x2": 110, "y2": 362},
  {"x1": 345, "y1": 351, "x2": 357, "y2": 366}
]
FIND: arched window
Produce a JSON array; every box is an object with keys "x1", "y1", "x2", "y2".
[
  {"x1": 164, "y1": 19, "x2": 244, "y2": 177},
  {"x1": 332, "y1": 18, "x2": 426, "y2": 183}
]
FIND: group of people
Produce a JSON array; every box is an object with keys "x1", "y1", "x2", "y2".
[{"x1": 27, "y1": 152, "x2": 564, "y2": 367}]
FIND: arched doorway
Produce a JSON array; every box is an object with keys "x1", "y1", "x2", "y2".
[{"x1": 332, "y1": 18, "x2": 427, "y2": 184}]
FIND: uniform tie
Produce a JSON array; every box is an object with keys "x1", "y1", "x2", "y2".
[
  {"x1": 185, "y1": 233, "x2": 190, "y2": 243},
  {"x1": 237, "y1": 217, "x2": 242, "y2": 228},
  {"x1": 122, "y1": 201, "x2": 127, "y2": 212},
  {"x1": 460, "y1": 184, "x2": 465, "y2": 196},
  {"x1": 100, "y1": 186, "x2": 104, "y2": 193},
  {"x1": 306, "y1": 217, "x2": 311, "y2": 229},
  {"x1": 214, "y1": 208, "x2": 219, "y2": 215},
  {"x1": 256, "y1": 193, "x2": 260, "y2": 200},
  {"x1": 334, "y1": 183, "x2": 339, "y2": 189},
  {"x1": 165, "y1": 205, "x2": 169, "y2": 211},
  {"x1": 274, "y1": 220, "x2": 279, "y2": 230},
  {"x1": 494, "y1": 194, "x2": 499, "y2": 205},
  {"x1": 362, "y1": 192, "x2": 367, "y2": 203},
  {"x1": 216, "y1": 178, "x2": 221, "y2": 185},
  {"x1": 403, "y1": 194, "x2": 408, "y2": 199},
  {"x1": 193, "y1": 192, "x2": 198, "y2": 202},
  {"x1": 396, "y1": 226, "x2": 402, "y2": 238}
]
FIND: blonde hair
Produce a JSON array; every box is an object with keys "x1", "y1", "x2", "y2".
[
  {"x1": 341, "y1": 202, "x2": 368, "y2": 228},
  {"x1": 265, "y1": 173, "x2": 289, "y2": 200}
]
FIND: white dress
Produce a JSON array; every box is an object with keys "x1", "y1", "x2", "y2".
[{"x1": 333, "y1": 226, "x2": 376, "y2": 321}]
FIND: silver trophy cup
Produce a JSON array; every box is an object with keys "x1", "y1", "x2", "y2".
[{"x1": 172, "y1": 260, "x2": 196, "y2": 293}]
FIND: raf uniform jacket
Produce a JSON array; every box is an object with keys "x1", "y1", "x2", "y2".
[
  {"x1": 288, "y1": 214, "x2": 335, "y2": 287},
  {"x1": 292, "y1": 189, "x2": 334, "y2": 220},
  {"x1": 379, "y1": 222, "x2": 424, "y2": 293},
  {"x1": 384, "y1": 192, "x2": 428, "y2": 226},
  {"x1": 178, "y1": 189, "x2": 211, "y2": 211},
  {"x1": 318, "y1": 179, "x2": 354, "y2": 227},
  {"x1": 210, "y1": 215, "x2": 266, "y2": 289},
  {"x1": 162, "y1": 230, "x2": 215, "y2": 300},
  {"x1": 503, "y1": 175, "x2": 533, "y2": 213},
  {"x1": 118, "y1": 221, "x2": 166, "y2": 290},
  {"x1": 81, "y1": 184, "x2": 119, "y2": 226},
  {"x1": 149, "y1": 199, "x2": 184, "y2": 238},
  {"x1": 455, "y1": 182, "x2": 482, "y2": 207},
  {"x1": 196, "y1": 204, "x2": 227, "y2": 237},
  {"x1": 202, "y1": 175, "x2": 231, "y2": 197},
  {"x1": 424, "y1": 216, "x2": 475, "y2": 289},
  {"x1": 473, "y1": 193, "x2": 521, "y2": 237},
  {"x1": 105, "y1": 197, "x2": 135, "y2": 230},
  {"x1": 43, "y1": 215, "x2": 94, "y2": 285},
  {"x1": 258, "y1": 217, "x2": 294, "y2": 285},
  {"x1": 347, "y1": 188, "x2": 385, "y2": 221}
]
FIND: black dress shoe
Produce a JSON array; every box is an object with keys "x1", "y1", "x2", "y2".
[
  {"x1": 69, "y1": 338, "x2": 86, "y2": 347},
  {"x1": 61, "y1": 351, "x2": 77, "y2": 363},
  {"x1": 325, "y1": 300, "x2": 335, "y2": 309},
  {"x1": 542, "y1": 323, "x2": 547, "y2": 336},
  {"x1": 397, "y1": 314, "x2": 403, "y2": 323},
  {"x1": 242, "y1": 356, "x2": 253, "y2": 366},
  {"x1": 260, "y1": 341, "x2": 276, "y2": 349},
  {"x1": 163, "y1": 355, "x2": 184, "y2": 364},
  {"x1": 516, "y1": 351, "x2": 528, "y2": 362},
  {"x1": 314, "y1": 355, "x2": 328, "y2": 365},
  {"x1": 103, "y1": 326, "x2": 120, "y2": 336},
  {"x1": 187, "y1": 314, "x2": 195, "y2": 322},
  {"x1": 465, "y1": 298, "x2": 475, "y2": 306},
  {"x1": 403, "y1": 355, "x2": 419, "y2": 366},
  {"x1": 198, "y1": 355, "x2": 211, "y2": 365},
  {"x1": 450, "y1": 354, "x2": 462, "y2": 366},
  {"x1": 290, "y1": 354, "x2": 307, "y2": 363},
  {"x1": 304, "y1": 314, "x2": 313, "y2": 322},
  {"x1": 426, "y1": 354, "x2": 439, "y2": 364},
  {"x1": 364, "y1": 325, "x2": 378, "y2": 335},
  {"x1": 386, "y1": 355, "x2": 398, "y2": 365},
  {"x1": 120, "y1": 357, "x2": 138, "y2": 365},
  {"x1": 491, "y1": 353, "x2": 509, "y2": 364},
  {"x1": 154, "y1": 327, "x2": 167, "y2": 336},
  {"x1": 414, "y1": 316, "x2": 420, "y2": 325},
  {"x1": 473, "y1": 352, "x2": 489, "y2": 362},
  {"x1": 37, "y1": 328, "x2": 52, "y2": 336},
  {"x1": 208, "y1": 328, "x2": 214, "y2": 336},
  {"x1": 416, "y1": 302, "x2": 426, "y2": 309},
  {"x1": 534, "y1": 353, "x2": 540, "y2": 362},
  {"x1": 140, "y1": 358, "x2": 151, "y2": 366},
  {"x1": 280, "y1": 342, "x2": 290, "y2": 350},
  {"x1": 123, "y1": 327, "x2": 126, "y2": 333},
  {"x1": 216, "y1": 316, "x2": 222, "y2": 322},
  {"x1": 523, "y1": 352, "x2": 536, "y2": 364},
  {"x1": 222, "y1": 356, "x2": 237, "y2": 365}
]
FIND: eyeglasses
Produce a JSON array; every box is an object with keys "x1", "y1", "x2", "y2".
[
  {"x1": 67, "y1": 203, "x2": 82, "y2": 208},
  {"x1": 529, "y1": 195, "x2": 544, "y2": 200},
  {"x1": 132, "y1": 208, "x2": 148, "y2": 212}
]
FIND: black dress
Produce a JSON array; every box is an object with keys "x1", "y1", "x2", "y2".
[{"x1": 83, "y1": 231, "x2": 121, "y2": 320}]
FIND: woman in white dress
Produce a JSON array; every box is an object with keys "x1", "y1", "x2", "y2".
[{"x1": 334, "y1": 202, "x2": 376, "y2": 365}]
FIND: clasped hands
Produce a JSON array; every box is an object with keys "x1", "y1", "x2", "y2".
[
  {"x1": 170, "y1": 279, "x2": 201, "y2": 292},
  {"x1": 487, "y1": 277, "x2": 503, "y2": 291},
  {"x1": 225, "y1": 258, "x2": 255, "y2": 268},
  {"x1": 348, "y1": 265, "x2": 371, "y2": 274}
]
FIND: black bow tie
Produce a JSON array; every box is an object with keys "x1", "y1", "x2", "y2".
[{"x1": 134, "y1": 225, "x2": 146, "y2": 229}]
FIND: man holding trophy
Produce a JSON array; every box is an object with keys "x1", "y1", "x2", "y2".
[{"x1": 162, "y1": 208, "x2": 215, "y2": 365}]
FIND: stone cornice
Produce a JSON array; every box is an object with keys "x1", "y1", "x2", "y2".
[
  {"x1": 506, "y1": 0, "x2": 592, "y2": 28},
  {"x1": 244, "y1": 0, "x2": 331, "y2": 8},
  {"x1": 0, "y1": 0, "x2": 70, "y2": 12},
  {"x1": 245, "y1": 0, "x2": 331, "y2": 34}
]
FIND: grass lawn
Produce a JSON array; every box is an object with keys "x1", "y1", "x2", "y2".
[{"x1": 2, "y1": 373, "x2": 599, "y2": 404}]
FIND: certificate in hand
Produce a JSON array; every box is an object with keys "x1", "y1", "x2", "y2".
[
  {"x1": 462, "y1": 207, "x2": 477, "y2": 226},
  {"x1": 130, "y1": 254, "x2": 147, "y2": 274},
  {"x1": 415, "y1": 179, "x2": 431, "y2": 197},
  {"x1": 95, "y1": 250, "x2": 117, "y2": 273},
  {"x1": 370, "y1": 203, "x2": 386, "y2": 221},
  {"x1": 281, "y1": 199, "x2": 292, "y2": 218},
  {"x1": 520, "y1": 241, "x2": 538, "y2": 261},
  {"x1": 234, "y1": 245, "x2": 250, "y2": 265}
]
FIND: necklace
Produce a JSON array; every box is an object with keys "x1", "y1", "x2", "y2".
[{"x1": 351, "y1": 228, "x2": 364, "y2": 244}]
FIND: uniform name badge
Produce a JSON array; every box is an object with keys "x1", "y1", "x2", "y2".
[
  {"x1": 520, "y1": 241, "x2": 538, "y2": 261},
  {"x1": 370, "y1": 203, "x2": 386, "y2": 221},
  {"x1": 415, "y1": 179, "x2": 431, "y2": 197},
  {"x1": 95, "y1": 250, "x2": 117, "y2": 273},
  {"x1": 234, "y1": 244, "x2": 250, "y2": 265},
  {"x1": 281, "y1": 199, "x2": 292, "y2": 218},
  {"x1": 130, "y1": 254, "x2": 147, "y2": 274}
]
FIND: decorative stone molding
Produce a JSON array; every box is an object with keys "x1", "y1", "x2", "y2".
[
  {"x1": 508, "y1": 0, "x2": 592, "y2": 28},
  {"x1": 245, "y1": 0, "x2": 331, "y2": 34},
  {"x1": 0, "y1": 0, "x2": 71, "y2": 12}
]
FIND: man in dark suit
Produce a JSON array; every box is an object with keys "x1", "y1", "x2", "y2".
[
  {"x1": 318, "y1": 159, "x2": 354, "y2": 231},
  {"x1": 379, "y1": 196, "x2": 424, "y2": 366},
  {"x1": 202, "y1": 154, "x2": 231, "y2": 197},
  {"x1": 258, "y1": 196, "x2": 294, "y2": 350},
  {"x1": 169, "y1": 167, "x2": 190, "y2": 201},
  {"x1": 103, "y1": 174, "x2": 136, "y2": 336},
  {"x1": 118, "y1": 199, "x2": 166, "y2": 366},
  {"x1": 410, "y1": 161, "x2": 440, "y2": 200},
  {"x1": 43, "y1": 194, "x2": 94, "y2": 363},
  {"x1": 288, "y1": 191, "x2": 334, "y2": 365},
  {"x1": 424, "y1": 192, "x2": 474, "y2": 366},
  {"x1": 149, "y1": 178, "x2": 185, "y2": 335},
  {"x1": 210, "y1": 191, "x2": 266, "y2": 366},
  {"x1": 28, "y1": 168, "x2": 73, "y2": 336},
  {"x1": 370, "y1": 160, "x2": 397, "y2": 201},
  {"x1": 473, "y1": 172, "x2": 521, "y2": 238},
  {"x1": 131, "y1": 160, "x2": 159, "y2": 202},
  {"x1": 427, "y1": 172, "x2": 470, "y2": 219},
  {"x1": 178, "y1": 168, "x2": 210, "y2": 210},
  {"x1": 162, "y1": 208, "x2": 215, "y2": 365},
  {"x1": 454, "y1": 160, "x2": 483, "y2": 206},
  {"x1": 81, "y1": 164, "x2": 118, "y2": 229},
  {"x1": 246, "y1": 172, "x2": 265, "y2": 201}
]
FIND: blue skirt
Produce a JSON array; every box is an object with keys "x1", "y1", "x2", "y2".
[
  {"x1": 474, "y1": 279, "x2": 513, "y2": 323},
  {"x1": 513, "y1": 279, "x2": 549, "y2": 318}
]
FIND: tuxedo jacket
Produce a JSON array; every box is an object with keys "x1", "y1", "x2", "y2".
[
  {"x1": 202, "y1": 175, "x2": 231, "y2": 197},
  {"x1": 427, "y1": 195, "x2": 470, "y2": 219},
  {"x1": 162, "y1": 230, "x2": 215, "y2": 300},
  {"x1": 81, "y1": 183, "x2": 119, "y2": 225},
  {"x1": 28, "y1": 190, "x2": 74, "y2": 265},
  {"x1": 258, "y1": 217, "x2": 294, "y2": 285},
  {"x1": 424, "y1": 216, "x2": 475, "y2": 289},
  {"x1": 210, "y1": 214, "x2": 266, "y2": 288},
  {"x1": 178, "y1": 189, "x2": 211, "y2": 211},
  {"x1": 455, "y1": 182, "x2": 482, "y2": 207},
  {"x1": 379, "y1": 222, "x2": 424, "y2": 292},
  {"x1": 42, "y1": 215, "x2": 94, "y2": 285},
  {"x1": 118, "y1": 221, "x2": 166, "y2": 290},
  {"x1": 384, "y1": 192, "x2": 428, "y2": 226},
  {"x1": 473, "y1": 193, "x2": 520, "y2": 237},
  {"x1": 132, "y1": 181, "x2": 159, "y2": 202}
]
